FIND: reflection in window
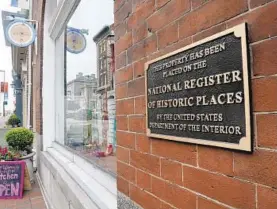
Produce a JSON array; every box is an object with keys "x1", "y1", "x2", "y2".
[{"x1": 64, "y1": 0, "x2": 115, "y2": 174}]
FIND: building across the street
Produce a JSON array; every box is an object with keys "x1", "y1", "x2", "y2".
[
  {"x1": 66, "y1": 72, "x2": 97, "y2": 110},
  {"x1": 93, "y1": 25, "x2": 115, "y2": 113}
]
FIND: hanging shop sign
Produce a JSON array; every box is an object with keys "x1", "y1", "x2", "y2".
[
  {"x1": 5, "y1": 20, "x2": 36, "y2": 47},
  {"x1": 66, "y1": 28, "x2": 87, "y2": 54},
  {"x1": 145, "y1": 23, "x2": 252, "y2": 152}
]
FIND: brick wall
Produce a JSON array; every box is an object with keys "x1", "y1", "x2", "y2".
[
  {"x1": 31, "y1": 0, "x2": 45, "y2": 135},
  {"x1": 114, "y1": 0, "x2": 277, "y2": 208}
]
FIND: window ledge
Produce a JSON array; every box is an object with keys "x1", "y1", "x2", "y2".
[
  {"x1": 42, "y1": 142, "x2": 117, "y2": 209},
  {"x1": 54, "y1": 142, "x2": 117, "y2": 177}
]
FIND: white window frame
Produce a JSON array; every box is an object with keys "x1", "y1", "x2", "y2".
[{"x1": 42, "y1": 1, "x2": 117, "y2": 208}]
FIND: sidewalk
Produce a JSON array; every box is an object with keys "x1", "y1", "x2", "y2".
[{"x1": 0, "y1": 175, "x2": 47, "y2": 209}]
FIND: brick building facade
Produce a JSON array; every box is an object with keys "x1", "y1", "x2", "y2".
[
  {"x1": 31, "y1": 0, "x2": 44, "y2": 135},
  {"x1": 115, "y1": 0, "x2": 277, "y2": 208}
]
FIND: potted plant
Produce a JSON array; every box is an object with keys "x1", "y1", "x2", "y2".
[
  {"x1": 7, "y1": 114, "x2": 21, "y2": 127},
  {"x1": 0, "y1": 147, "x2": 22, "y2": 161},
  {"x1": 5, "y1": 127, "x2": 35, "y2": 182}
]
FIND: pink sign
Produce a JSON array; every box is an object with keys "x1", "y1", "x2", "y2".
[{"x1": 0, "y1": 161, "x2": 25, "y2": 199}]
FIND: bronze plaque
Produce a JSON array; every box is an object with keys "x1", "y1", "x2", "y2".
[{"x1": 145, "y1": 23, "x2": 252, "y2": 152}]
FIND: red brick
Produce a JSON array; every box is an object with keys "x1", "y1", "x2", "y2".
[
  {"x1": 152, "y1": 139, "x2": 197, "y2": 165},
  {"x1": 127, "y1": 77, "x2": 145, "y2": 97},
  {"x1": 157, "y1": 23, "x2": 178, "y2": 49},
  {"x1": 137, "y1": 170, "x2": 151, "y2": 191},
  {"x1": 117, "y1": 146, "x2": 130, "y2": 163},
  {"x1": 257, "y1": 114, "x2": 277, "y2": 149},
  {"x1": 114, "y1": 0, "x2": 125, "y2": 12},
  {"x1": 115, "y1": 32, "x2": 133, "y2": 55},
  {"x1": 227, "y1": 2, "x2": 277, "y2": 43},
  {"x1": 179, "y1": 0, "x2": 248, "y2": 39},
  {"x1": 116, "y1": 98, "x2": 134, "y2": 115},
  {"x1": 147, "y1": 36, "x2": 192, "y2": 61},
  {"x1": 192, "y1": 0, "x2": 210, "y2": 9},
  {"x1": 250, "y1": 0, "x2": 274, "y2": 9},
  {"x1": 117, "y1": 116, "x2": 128, "y2": 131},
  {"x1": 134, "y1": 96, "x2": 146, "y2": 114},
  {"x1": 130, "y1": 150, "x2": 160, "y2": 175},
  {"x1": 133, "y1": 58, "x2": 146, "y2": 78},
  {"x1": 127, "y1": 0, "x2": 155, "y2": 30},
  {"x1": 152, "y1": 177, "x2": 197, "y2": 209},
  {"x1": 114, "y1": 21, "x2": 127, "y2": 41},
  {"x1": 160, "y1": 202, "x2": 175, "y2": 209},
  {"x1": 234, "y1": 149, "x2": 277, "y2": 187},
  {"x1": 147, "y1": 0, "x2": 190, "y2": 32},
  {"x1": 115, "y1": 0, "x2": 132, "y2": 25},
  {"x1": 129, "y1": 115, "x2": 146, "y2": 133},
  {"x1": 198, "y1": 146, "x2": 233, "y2": 176},
  {"x1": 115, "y1": 51, "x2": 127, "y2": 69},
  {"x1": 132, "y1": 0, "x2": 145, "y2": 9},
  {"x1": 183, "y1": 166, "x2": 255, "y2": 209},
  {"x1": 257, "y1": 186, "x2": 277, "y2": 209},
  {"x1": 136, "y1": 134, "x2": 150, "y2": 153},
  {"x1": 127, "y1": 35, "x2": 157, "y2": 64},
  {"x1": 133, "y1": 22, "x2": 148, "y2": 44},
  {"x1": 252, "y1": 77, "x2": 277, "y2": 112},
  {"x1": 118, "y1": 161, "x2": 136, "y2": 183},
  {"x1": 115, "y1": 83, "x2": 127, "y2": 99},
  {"x1": 117, "y1": 176, "x2": 129, "y2": 196},
  {"x1": 252, "y1": 38, "x2": 277, "y2": 76},
  {"x1": 117, "y1": 131, "x2": 136, "y2": 149},
  {"x1": 130, "y1": 184, "x2": 161, "y2": 209},
  {"x1": 127, "y1": 44, "x2": 144, "y2": 64},
  {"x1": 161, "y1": 159, "x2": 182, "y2": 185},
  {"x1": 141, "y1": 34, "x2": 157, "y2": 56},
  {"x1": 31, "y1": 0, "x2": 44, "y2": 135},
  {"x1": 115, "y1": 66, "x2": 133, "y2": 84},
  {"x1": 193, "y1": 23, "x2": 226, "y2": 42},
  {"x1": 156, "y1": 0, "x2": 170, "y2": 9},
  {"x1": 198, "y1": 197, "x2": 229, "y2": 209}
]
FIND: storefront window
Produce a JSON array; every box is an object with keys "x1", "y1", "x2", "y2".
[{"x1": 63, "y1": 0, "x2": 115, "y2": 174}]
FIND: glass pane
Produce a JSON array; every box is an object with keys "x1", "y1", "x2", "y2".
[{"x1": 64, "y1": 0, "x2": 115, "y2": 174}]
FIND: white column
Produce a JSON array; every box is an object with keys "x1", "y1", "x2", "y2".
[
  {"x1": 55, "y1": 33, "x2": 65, "y2": 145},
  {"x1": 42, "y1": 0, "x2": 57, "y2": 150}
]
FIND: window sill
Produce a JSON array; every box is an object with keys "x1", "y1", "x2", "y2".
[
  {"x1": 56, "y1": 141, "x2": 117, "y2": 177},
  {"x1": 42, "y1": 142, "x2": 117, "y2": 209}
]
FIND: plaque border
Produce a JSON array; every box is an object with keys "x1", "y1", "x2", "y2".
[{"x1": 145, "y1": 23, "x2": 252, "y2": 152}]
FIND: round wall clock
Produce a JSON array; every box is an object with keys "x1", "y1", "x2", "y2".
[{"x1": 5, "y1": 20, "x2": 36, "y2": 47}]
